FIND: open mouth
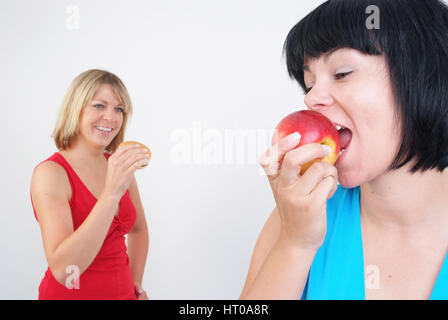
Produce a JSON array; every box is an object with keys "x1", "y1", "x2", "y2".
[
  {"x1": 335, "y1": 124, "x2": 352, "y2": 158},
  {"x1": 95, "y1": 126, "x2": 113, "y2": 134}
]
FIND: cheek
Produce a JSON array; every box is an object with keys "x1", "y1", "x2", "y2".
[
  {"x1": 338, "y1": 63, "x2": 401, "y2": 186},
  {"x1": 349, "y1": 71, "x2": 397, "y2": 145},
  {"x1": 80, "y1": 108, "x2": 98, "y2": 122},
  {"x1": 341, "y1": 90, "x2": 399, "y2": 185},
  {"x1": 117, "y1": 114, "x2": 124, "y2": 129},
  {"x1": 78, "y1": 110, "x2": 90, "y2": 129},
  {"x1": 347, "y1": 117, "x2": 398, "y2": 187}
]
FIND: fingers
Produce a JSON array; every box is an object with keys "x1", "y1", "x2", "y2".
[
  {"x1": 126, "y1": 156, "x2": 150, "y2": 174},
  {"x1": 114, "y1": 143, "x2": 141, "y2": 159},
  {"x1": 299, "y1": 160, "x2": 338, "y2": 196},
  {"x1": 123, "y1": 152, "x2": 150, "y2": 172},
  {"x1": 278, "y1": 143, "x2": 331, "y2": 187},
  {"x1": 135, "y1": 286, "x2": 149, "y2": 300},
  {"x1": 311, "y1": 174, "x2": 337, "y2": 206},
  {"x1": 113, "y1": 143, "x2": 150, "y2": 170},
  {"x1": 116, "y1": 144, "x2": 147, "y2": 164},
  {"x1": 139, "y1": 291, "x2": 149, "y2": 300},
  {"x1": 138, "y1": 292, "x2": 149, "y2": 300},
  {"x1": 329, "y1": 183, "x2": 338, "y2": 199},
  {"x1": 260, "y1": 132, "x2": 301, "y2": 178},
  {"x1": 109, "y1": 143, "x2": 141, "y2": 168}
]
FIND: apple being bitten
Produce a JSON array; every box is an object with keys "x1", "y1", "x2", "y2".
[{"x1": 272, "y1": 110, "x2": 342, "y2": 175}]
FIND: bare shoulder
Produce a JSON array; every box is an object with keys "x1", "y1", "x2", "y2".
[
  {"x1": 31, "y1": 160, "x2": 74, "y2": 262},
  {"x1": 31, "y1": 160, "x2": 72, "y2": 205}
]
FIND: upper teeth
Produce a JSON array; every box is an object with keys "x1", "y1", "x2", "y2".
[
  {"x1": 336, "y1": 125, "x2": 343, "y2": 131},
  {"x1": 96, "y1": 126, "x2": 112, "y2": 132}
]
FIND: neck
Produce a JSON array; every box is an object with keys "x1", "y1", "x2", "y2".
[
  {"x1": 61, "y1": 136, "x2": 108, "y2": 165},
  {"x1": 360, "y1": 163, "x2": 448, "y2": 234}
]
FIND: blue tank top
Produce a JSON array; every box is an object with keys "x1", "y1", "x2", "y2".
[{"x1": 301, "y1": 185, "x2": 448, "y2": 299}]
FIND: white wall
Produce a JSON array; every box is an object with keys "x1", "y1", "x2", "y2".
[
  {"x1": 4, "y1": 0, "x2": 443, "y2": 300},
  {"x1": 0, "y1": 0, "x2": 321, "y2": 299}
]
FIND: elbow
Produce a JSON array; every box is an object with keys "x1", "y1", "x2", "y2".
[
  {"x1": 46, "y1": 254, "x2": 65, "y2": 286},
  {"x1": 48, "y1": 263, "x2": 81, "y2": 288},
  {"x1": 48, "y1": 264, "x2": 67, "y2": 287}
]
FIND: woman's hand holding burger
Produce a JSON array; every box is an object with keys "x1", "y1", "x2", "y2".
[{"x1": 103, "y1": 141, "x2": 151, "y2": 200}]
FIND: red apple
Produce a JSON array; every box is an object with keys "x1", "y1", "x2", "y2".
[{"x1": 272, "y1": 110, "x2": 340, "y2": 175}]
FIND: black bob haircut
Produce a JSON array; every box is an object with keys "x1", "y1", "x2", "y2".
[{"x1": 283, "y1": 0, "x2": 448, "y2": 174}]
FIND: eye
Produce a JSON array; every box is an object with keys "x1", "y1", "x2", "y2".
[
  {"x1": 334, "y1": 71, "x2": 352, "y2": 80},
  {"x1": 304, "y1": 71, "x2": 353, "y2": 95},
  {"x1": 115, "y1": 107, "x2": 124, "y2": 113},
  {"x1": 94, "y1": 104, "x2": 104, "y2": 108}
]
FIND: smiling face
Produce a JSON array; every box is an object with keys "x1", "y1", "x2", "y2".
[
  {"x1": 303, "y1": 48, "x2": 403, "y2": 188},
  {"x1": 77, "y1": 83, "x2": 124, "y2": 150}
]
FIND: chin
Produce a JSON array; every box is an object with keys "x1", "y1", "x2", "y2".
[
  {"x1": 337, "y1": 170, "x2": 364, "y2": 189},
  {"x1": 90, "y1": 138, "x2": 111, "y2": 149},
  {"x1": 338, "y1": 180, "x2": 360, "y2": 189}
]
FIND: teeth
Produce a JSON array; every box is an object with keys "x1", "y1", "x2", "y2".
[
  {"x1": 336, "y1": 125, "x2": 343, "y2": 131},
  {"x1": 96, "y1": 126, "x2": 112, "y2": 132},
  {"x1": 339, "y1": 149, "x2": 345, "y2": 156}
]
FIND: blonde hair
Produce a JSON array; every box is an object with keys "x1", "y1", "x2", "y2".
[{"x1": 52, "y1": 69, "x2": 133, "y2": 153}]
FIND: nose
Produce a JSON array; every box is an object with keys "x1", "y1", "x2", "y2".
[
  {"x1": 304, "y1": 82, "x2": 335, "y2": 111},
  {"x1": 101, "y1": 106, "x2": 119, "y2": 123}
]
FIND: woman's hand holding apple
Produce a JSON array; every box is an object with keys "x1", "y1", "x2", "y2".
[{"x1": 260, "y1": 132, "x2": 339, "y2": 252}]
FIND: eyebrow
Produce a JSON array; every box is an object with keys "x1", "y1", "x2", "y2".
[
  {"x1": 92, "y1": 98, "x2": 122, "y2": 107},
  {"x1": 303, "y1": 48, "x2": 339, "y2": 72}
]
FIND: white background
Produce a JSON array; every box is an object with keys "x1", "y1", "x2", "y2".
[{"x1": 2, "y1": 0, "x2": 430, "y2": 299}]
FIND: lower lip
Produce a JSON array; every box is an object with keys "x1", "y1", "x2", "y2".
[
  {"x1": 96, "y1": 128, "x2": 113, "y2": 136},
  {"x1": 335, "y1": 140, "x2": 351, "y2": 166}
]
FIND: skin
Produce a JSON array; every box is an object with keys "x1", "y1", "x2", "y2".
[
  {"x1": 31, "y1": 84, "x2": 150, "y2": 299},
  {"x1": 241, "y1": 48, "x2": 448, "y2": 300}
]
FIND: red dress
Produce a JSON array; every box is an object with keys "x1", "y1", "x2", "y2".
[{"x1": 30, "y1": 152, "x2": 138, "y2": 300}]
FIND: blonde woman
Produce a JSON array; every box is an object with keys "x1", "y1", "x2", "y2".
[{"x1": 30, "y1": 69, "x2": 150, "y2": 300}]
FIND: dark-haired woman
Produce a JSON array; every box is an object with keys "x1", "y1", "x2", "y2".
[{"x1": 241, "y1": 0, "x2": 448, "y2": 300}]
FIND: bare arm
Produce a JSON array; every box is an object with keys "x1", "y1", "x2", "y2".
[
  {"x1": 127, "y1": 175, "x2": 149, "y2": 288},
  {"x1": 240, "y1": 134, "x2": 338, "y2": 299},
  {"x1": 31, "y1": 161, "x2": 120, "y2": 285},
  {"x1": 239, "y1": 207, "x2": 316, "y2": 299}
]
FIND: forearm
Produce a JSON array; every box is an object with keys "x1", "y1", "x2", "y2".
[
  {"x1": 50, "y1": 192, "x2": 120, "y2": 284},
  {"x1": 127, "y1": 229, "x2": 149, "y2": 287},
  {"x1": 240, "y1": 233, "x2": 317, "y2": 300}
]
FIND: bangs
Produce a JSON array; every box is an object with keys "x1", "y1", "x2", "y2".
[
  {"x1": 111, "y1": 85, "x2": 131, "y2": 114},
  {"x1": 91, "y1": 72, "x2": 133, "y2": 115},
  {"x1": 284, "y1": 0, "x2": 382, "y2": 93}
]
